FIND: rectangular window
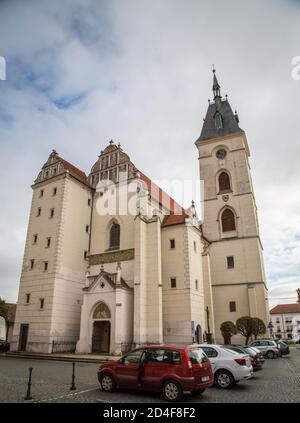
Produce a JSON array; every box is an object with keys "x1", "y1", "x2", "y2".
[
  {"x1": 40, "y1": 189, "x2": 44, "y2": 198},
  {"x1": 46, "y1": 237, "x2": 51, "y2": 248},
  {"x1": 85, "y1": 225, "x2": 89, "y2": 234},
  {"x1": 33, "y1": 234, "x2": 38, "y2": 244},
  {"x1": 30, "y1": 259, "x2": 34, "y2": 270},
  {"x1": 40, "y1": 298, "x2": 44, "y2": 309},
  {"x1": 195, "y1": 279, "x2": 198, "y2": 290},
  {"x1": 50, "y1": 208, "x2": 54, "y2": 218},
  {"x1": 25, "y1": 294, "x2": 30, "y2": 304},
  {"x1": 229, "y1": 301, "x2": 236, "y2": 312},
  {"x1": 170, "y1": 278, "x2": 176, "y2": 288},
  {"x1": 37, "y1": 207, "x2": 41, "y2": 217},
  {"x1": 44, "y1": 261, "x2": 48, "y2": 272},
  {"x1": 53, "y1": 187, "x2": 57, "y2": 196},
  {"x1": 170, "y1": 239, "x2": 176, "y2": 249},
  {"x1": 227, "y1": 256, "x2": 234, "y2": 269}
]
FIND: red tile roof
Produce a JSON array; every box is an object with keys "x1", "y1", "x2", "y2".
[
  {"x1": 137, "y1": 170, "x2": 188, "y2": 227},
  {"x1": 270, "y1": 303, "x2": 300, "y2": 314},
  {"x1": 59, "y1": 157, "x2": 88, "y2": 185}
]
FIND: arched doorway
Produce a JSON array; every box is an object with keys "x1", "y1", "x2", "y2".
[
  {"x1": 195, "y1": 324, "x2": 202, "y2": 344},
  {"x1": 91, "y1": 302, "x2": 111, "y2": 353}
]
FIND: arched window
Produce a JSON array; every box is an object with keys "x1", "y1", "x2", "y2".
[
  {"x1": 109, "y1": 222, "x2": 120, "y2": 249},
  {"x1": 219, "y1": 172, "x2": 231, "y2": 192},
  {"x1": 215, "y1": 112, "x2": 223, "y2": 129},
  {"x1": 221, "y1": 208, "x2": 236, "y2": 232},
  {"x1": 93, "y1": 302, "x2": 111, "y2": 319}
]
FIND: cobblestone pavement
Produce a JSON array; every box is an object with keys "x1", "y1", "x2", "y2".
[{"x1": 0, "y1": 349, "x2": 300, "y2": 403}]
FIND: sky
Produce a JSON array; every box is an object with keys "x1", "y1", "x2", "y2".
[{"x1": 0, "y1": 0, "x2": 299, "y2": 308}]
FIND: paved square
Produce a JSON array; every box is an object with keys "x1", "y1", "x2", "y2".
[{"x1": 0, "y1": 349, "x2": 300, "y2": 403}]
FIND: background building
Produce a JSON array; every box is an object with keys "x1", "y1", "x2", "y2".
[{"x1": 270, "y1": 289, "x2": 300, "y2": 341}]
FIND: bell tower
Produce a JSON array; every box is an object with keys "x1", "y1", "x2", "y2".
[{"x1": 196, "y1": 70, "x2": 269, "y2": 343}]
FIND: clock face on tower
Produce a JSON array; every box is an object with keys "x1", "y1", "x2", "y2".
[{"x1": 216, "y1": 149, "x2": 227, "y2": 159}]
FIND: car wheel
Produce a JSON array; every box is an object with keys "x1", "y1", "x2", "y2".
[
  {"x1": 191, "y1": 388, "x2": 205, "y2": 395},
  {"x1": 100, "y1": 373, "x2": 116, "y2": 393},
  {"x1": 215, "y1": 370, "x2": 234, "y2": 389},
  {"x1": 162, "y1": 380, "x2": 183, "y2": 402},
  {"x1": 266, "y1": 350, "x2": 275, "y2": 359}
]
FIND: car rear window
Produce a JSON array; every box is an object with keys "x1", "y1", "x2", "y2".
[
  {"x1": 222, "y1": 348, "x2": 240, "y2": 356},
  {"x1": 189, "y1": 349, "x2": 209, "y2": 364}
]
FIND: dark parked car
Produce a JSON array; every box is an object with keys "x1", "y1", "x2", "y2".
[
  {"x1": 0, "y1": 339, "x2": 9, "y2": 353},
  {"x1": 221, "y1": 345, "x2": 263, "y2": 371},
  {"x1": 275, "y1": 340, "x2": 290, "y2": 355},
  {"x1": 98, "y1": 345, "x2": 214, "y2": 402}
]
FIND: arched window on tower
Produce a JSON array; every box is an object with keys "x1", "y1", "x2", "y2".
[
  {"x1": 221, "y1": 209, "x2": 236, "y2": 232},
  {"x1": 215, "y1": 112, "x2": 223, "y2": 129},
  {"x1": 219, "y1": 171, "x2": 231, "y2": 192},
  {"x1": 109, "y1": 222, "x2": 120, "y2": 249}
]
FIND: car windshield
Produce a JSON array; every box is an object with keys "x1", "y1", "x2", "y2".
[{"x1": 189, "y1": 349, "x2": 209, "y2": 364}]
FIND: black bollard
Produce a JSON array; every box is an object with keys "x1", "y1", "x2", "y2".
[
  {"x1": 24, "y1": 367, "x2": 33, "y2": 401},
  {"x1": 70, "y1": 362, "x2": 76, "y2": 390}
]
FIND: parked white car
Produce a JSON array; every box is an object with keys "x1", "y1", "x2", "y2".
[{"x1": 198, "y1": 344, "x2": 253, "y2": 389}]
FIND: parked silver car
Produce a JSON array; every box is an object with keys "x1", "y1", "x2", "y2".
[{"x1": 248, "y1": 340, "x2": 280, "y2": 359}]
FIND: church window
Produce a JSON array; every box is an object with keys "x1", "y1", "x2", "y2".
[
  {"x1": 216, "y1": 148, "x2": 227, "y2": 159},
  {"x1": 219, "y1": 172, "x2": 231, "y2": 192},
  {"x1": 53, "y1": 167, "x2": 57, "y2": 175},
  {"x1": 50, "y1": 208, "x2": 54, "y2": 218},
  {"x1": 84, "y1": 250, "x2": 88, "y2": 260},
  {"x1": 170, "y1": 278, "x2": 177, "y2": 288},
  {"x1": 45, "y1": 171, "x2": 49, "y2": 178},
  {"x1": 194, "y1": 241, "x2": 197, "y2": 252},
  {"x1": 46, "y1": 237, "x2": 51, "y2": 248},
  {"x1": 30, "y1": 259, "x2": 34, "y2": 270},
  {"x1": 85, "y1": 224, "x2": 89, "y2": 234},
  {"x1": 44, "y1": 261, "x2": 48, "y2": 271},
  {"x1": 227, "y1": 256, "x2": 234, "y2": 269},
  {"x1": 221, "y1": 209, "x2": 236, "y2": 232},
  {"x1": 109, "y1": 223, "x2": 120, "y2": 249},
  {"x1": 33, "y1": 234, "x2": 38, "y2": 244},
  {"x1": 170, "y1": 239, "x2": 176, "y2": 249},
  {"x1": 40, "y1": 189, "x2": 44, "y2": 198},
  {"x1": 215, "y1": 112, "x2": 223, "y2": 129},
  {"x1": 25, "y1": 293, "x2": 30, "y2": 304},
  {"x1": 37, "y1": 207, "x2": 41, "y2": 217},
  {"x1": 40, "y1": 298, "x2": 44, "y2": 309},
  {"x1": 229, "y1": 301, "x2": 236, "y2": 312},
  {"x1": 195, "y1": 279, "x2": 199, "y2": 290},
  {"x1": 88, "y1": 198, "x2": 91, "y2": 206},
  {"x1": 53, "y1": 187, "x2": 57, "y2": 196},
  {"x1": 93, "y1": 302, "x2": 111, "y2": 319}
]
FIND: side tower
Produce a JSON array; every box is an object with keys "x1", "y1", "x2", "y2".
[
  {"x1": 11, "y1": 150, "x2": 92, "y2": 353},
  {"x1": 196, "y1": 71, "x2": 269, "y2": 343}
]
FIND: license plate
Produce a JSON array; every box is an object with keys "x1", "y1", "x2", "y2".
[{"x1": 201, "y1": 376, "x2": 209, "y2": 382}]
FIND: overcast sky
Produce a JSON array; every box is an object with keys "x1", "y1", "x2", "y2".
[{"x1": 0, "y1": 0, "x2": 299, "y2": 308}]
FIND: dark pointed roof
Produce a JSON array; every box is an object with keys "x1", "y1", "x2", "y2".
[{"x1": 196, "y1": 70, "x2": 244, "y2": 142}]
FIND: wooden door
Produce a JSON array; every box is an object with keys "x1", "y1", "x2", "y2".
[
  {"x1": 92, "y1": 321, "x2": 110, "y2": 353},
  {"x1": 19, "y1": 324, "x2": 29, "y2": 351}
]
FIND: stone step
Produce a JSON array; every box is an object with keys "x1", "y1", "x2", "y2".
[{"x1": 2, "y1": 351, "x2": 120, "y2": 363}]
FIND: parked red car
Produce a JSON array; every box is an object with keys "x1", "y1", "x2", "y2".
[{"x1": 98, "y1": 345, "x2": 214, "y2": 401}]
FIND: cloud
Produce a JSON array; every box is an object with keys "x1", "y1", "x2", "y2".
[{"x1": 0, "y1": 0, "x2": 300, "y2": 307}]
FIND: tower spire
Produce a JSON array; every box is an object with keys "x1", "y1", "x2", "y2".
[{"x1": 212, "y1": 68, "x2": 221, "y2": 99}]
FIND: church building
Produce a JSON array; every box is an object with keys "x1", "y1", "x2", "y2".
[{"x1": 11, "y1": 71, "x2": 270, "y2": 354}]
